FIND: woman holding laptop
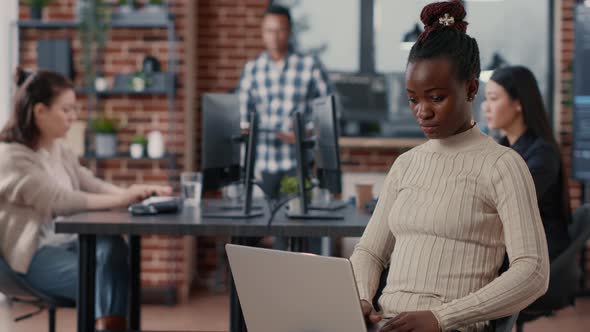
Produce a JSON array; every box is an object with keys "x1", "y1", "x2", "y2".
[{"x1": 350, "y1": 1, "x2": 549, "y2": 331}]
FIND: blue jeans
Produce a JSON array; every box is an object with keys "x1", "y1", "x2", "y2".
[{"x1": 23, "y1": 236, "x2": 129, "y2": 319}]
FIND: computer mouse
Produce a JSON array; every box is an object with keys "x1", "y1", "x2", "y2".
[{"x1": 128, "y1": 203, "x2": 157, "y2": 215}]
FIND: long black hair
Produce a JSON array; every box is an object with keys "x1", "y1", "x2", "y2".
[
  {"x1": 491, "y1": 65, "x2": 571, "y2": 224},
  {"x1": 490, "y1": 66, "x2": 556, "y2": 146}
]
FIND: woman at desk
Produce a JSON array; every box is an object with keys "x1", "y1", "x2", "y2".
[
  {"x1": 350, "y1": 1, "x2": 549, "y2": 331},
  {"x1": 0, "y1": 69, "x2": 170, "y2": 331},
  {"x1": 482, "y1": 65, "x2": 571, "y2": 261}
]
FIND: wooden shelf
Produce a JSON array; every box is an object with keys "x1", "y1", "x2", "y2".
[
  {"x1": 76, "y1": 89, "x2": 169, "y2": 96},
  {"x1": 339, "y1": 137, "x2": 426, "y2": 149},
  {"x1": 82, "y1": 153, "x2": 175, "y2": 161},
  {"x1": 18, "y1": 12, "x2": 170, "y2": 29},
  {"x1": 76, "y1": 72, "x2": 175, "y2": 96},
  {"x1": 17, "y1": 20, "x2": 79, "y2": 29}
]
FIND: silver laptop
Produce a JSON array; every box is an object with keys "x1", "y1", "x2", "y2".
[{"x1": 226, "y1": 244, "x2": 385, "y2": 332}]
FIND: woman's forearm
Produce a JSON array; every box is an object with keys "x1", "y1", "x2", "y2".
[{"x1": 83, "y1": 192, "x2": 127, "y2": 210}]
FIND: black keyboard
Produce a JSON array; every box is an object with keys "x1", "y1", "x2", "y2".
[{"x1": 128, "y1": 196, "x2": 183, "y2": 216}]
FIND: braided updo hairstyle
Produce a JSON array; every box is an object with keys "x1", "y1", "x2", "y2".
[{"x1": 409, "y1": 0, "x2": 480, "y2": 83}]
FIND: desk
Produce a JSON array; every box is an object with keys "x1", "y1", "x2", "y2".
[
  {"x1": 55, "y1": 201, "x2": 371, "y2": 332},
  {"x1": 270, "y1": 205, "x2": 370, "y2": 251}
]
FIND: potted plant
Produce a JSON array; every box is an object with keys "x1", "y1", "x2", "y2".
[
  {"x1": 25, "y1": 0, "x2": 53, "y2": 20},
  {"x1": 280, "y1": 176, "x2": 311, "y2": 213},
  {"x1": 146, "y1": 0, "x2": 165, "y2": 12},
  {"x1": 130, "y1": 134, "x2": 147, "y2": 159},
  {"x1": 117, "y1": 0, "x2": 134, "y2": 13},
  {"x1": 79, "y1": 0, "x2": 110, "y2": 129},
  {"x1": 131, "y1": 72, "x2": 147, "y2": 92},
  {"x1": 90, "y1": 115, "x2": 118, "y2": 158}
]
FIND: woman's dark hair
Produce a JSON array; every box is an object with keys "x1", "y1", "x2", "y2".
[
  {"x1": 264, "y1": 4, "x2": 291, "y2": 29},
  {"x1": 0, "y1": 68, "x2": 74, "y2": 149},
  {"x1": 491, "y1": 65, "x2": 572, "y2": 224},
  {"x1": 490, "y1": 66, "x2": 555, "y2": 145},
  {"x1": 408, "y1": 0, "x2": 480, "y2": 82}
]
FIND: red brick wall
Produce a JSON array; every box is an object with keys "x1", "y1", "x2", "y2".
[
  {"x1": 194, "y1": 0, "x2": 267, "y2": 167},
  {"x1": 340, "y1": 148, "x2": 399, "y2": 173},
  {"x1": 18, "y1": 0, "x2": 190, "y2": 297},
  {"x1": 193, "y1": 0, "x2": 268, "y2": 287}
]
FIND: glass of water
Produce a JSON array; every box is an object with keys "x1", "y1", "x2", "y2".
[{"x1": 181, "y1": 172, "x2": 202, "y2": 206}]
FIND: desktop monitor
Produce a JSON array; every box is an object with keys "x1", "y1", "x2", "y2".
[
  {"x1": 286, "y1": 111, "x2": 343, "y2": 220},
  {"x1": 201, "y1": 93, "x2": 242, "y2": 192},
  {"x1": 330, "y1": 72, "x2": 387, "y2": 123},
  {"x1": 331, "y1": 72, "x2": 390, "y2": 137},
  {"x1": 201, "y1": 110, "x2": 262, "y2": 219},
  {"x1": 310, "y1": 95, "x2": 348, "y2": 210},
  {"x1": 383, "y1": 73, "x2": 424, "y2": 138}
]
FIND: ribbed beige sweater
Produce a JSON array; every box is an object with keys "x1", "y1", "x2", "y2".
[
  {"x1": 350, "y1": 126, "x2": 549, "y2": 332},
  {"x1": 0, "y1": 142, "x2": 119, "y2": 273}
]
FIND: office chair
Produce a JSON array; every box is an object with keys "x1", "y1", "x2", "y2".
[
  {"x1": 0, "y1": 255, "x2": 75, "y2": 332},
  {"x1": 515, "y1": 204, "x2": 590, "y2": 332},
  {"x1": 492, "y1": 313, "x2": 519, "y2": 332}
]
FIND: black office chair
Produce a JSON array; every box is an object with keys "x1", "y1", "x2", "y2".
[
  {"x1": 0, "y1": 255, "x2": 75, "y2": 332},
  {"x1": 515, "y1": 204, "x2": 590, "y2": 332},
  {"x1": 492, "y1": 313, "x2": 519, "y2": 332}
]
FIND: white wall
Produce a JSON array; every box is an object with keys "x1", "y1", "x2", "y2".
[
  {"x1": 0, "y1": 1, "x2": 19, "y2": 128},
  {"x1": 375, "y1": 0, "x2": 549, "y2": 98},
  {"x1": 277, "y1": 0, "x2": 360, "y2": 72}
]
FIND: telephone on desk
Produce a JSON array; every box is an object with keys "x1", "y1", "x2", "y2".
[{"x1": 128, "y1": 196, "x2": 183, "y2": 216}]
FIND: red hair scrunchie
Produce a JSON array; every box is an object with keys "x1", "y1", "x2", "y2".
[{"x1": 417, "y1": 0, "x2": 468, "y2": 44}]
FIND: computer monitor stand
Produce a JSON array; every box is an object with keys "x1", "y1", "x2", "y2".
[
  {"x1": 308, "y1": 199, "x2": 348, "y2": 211},
  {"x1": 285, "y1": 111, "x2": 343, "y2": 220},
  {"x1": 202, "y1": 112, "x2": 264, "y2": 219}
]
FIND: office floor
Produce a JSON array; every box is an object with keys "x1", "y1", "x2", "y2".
[{"x1": 1, "y1": 292, "x2": 590, "y2": 332}]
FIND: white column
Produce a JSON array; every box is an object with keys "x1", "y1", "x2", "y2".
[{"x1": 0, "y1": 1, "x2": 19, "y2": 128}]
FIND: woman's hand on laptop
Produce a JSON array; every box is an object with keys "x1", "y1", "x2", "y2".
[
  {"x1": 360, "y1": 300, "x2": 382, "y2": 324},
  {"x1": 377, "y1": 310, "x2": 440, "y2": 332}
]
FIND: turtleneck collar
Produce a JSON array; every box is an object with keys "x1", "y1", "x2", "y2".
[{"x1": 424, "y1": 125, "x2": 490, "y2": 154}]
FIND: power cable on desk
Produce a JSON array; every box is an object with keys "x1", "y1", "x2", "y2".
[{"x1": 265, "y1": 184, "x2": 318, "y2": 227}]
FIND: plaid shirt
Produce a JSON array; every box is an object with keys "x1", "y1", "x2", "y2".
[{"x1": 238, "y1": 51, "x2": 333, "y2": 174}]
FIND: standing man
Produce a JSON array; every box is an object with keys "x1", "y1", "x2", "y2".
[{"x1": 238, "y1": 4, "x2": 333, "y2": 200}]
